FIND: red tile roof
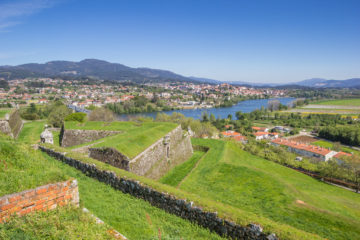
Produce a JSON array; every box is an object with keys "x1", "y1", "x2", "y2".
[
  {"x1": 272, "y1": 138, "x2": 332, "y2": 156},
  {"x1": 221, "y1": 131, "x2": 241, "y2": 137},
  {"x1": 334, "y1": 151, "x2": 352, "y2": 159},
  {"x1": 254, "y1": 132, "x2": 268, "y2": 136}
]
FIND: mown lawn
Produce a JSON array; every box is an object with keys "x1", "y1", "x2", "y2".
[
  {"x1": 172, "y1": 138, "x2": 360, "y2": 240},
  {"x1": 66, "y1": 121, "x2": 178, "y2": 158},
  {"x1": 17, "y1": 121, "x2": 45, "y2": 144},
  {"x1": 312, "y1": 98, "x2": 360, "y2": 106},
  {"x1": 0, "y1": 206, "x2": 114, "y2": 240}
]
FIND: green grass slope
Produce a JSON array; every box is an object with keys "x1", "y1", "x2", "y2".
[
  {"x1": 160, "y1": 150, "x2": 205, "y2": 187},
  {"x1": 0, "y1": 109, "x2": 13, "y2": 119},
  {"x1": 173, "y1": 138, "x2": 360, "y2": 240},
  {"x1": 0, "y1": 135, "x2": 225, "y2": 239},
  {"x1": 0, "y1": 206, "x2": 114, "y2": 240},
  {"x1": 0, "y1": 135, "x2": 67, "y2": 196},
  {"x1": 65, "y1": 121, "x2": 178, "y2": 158},
  {"x1": 17, "y1": 121, "x2": 45, "y2": 145}
]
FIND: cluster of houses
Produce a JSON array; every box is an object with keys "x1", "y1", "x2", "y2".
[
  {"x1": 251, "y1": 126, "x2": 279, "y2": 140},
  {"x1": 221, "y1": 130, "x2": 248, "y2": 143},
  {"x1": 271, "y1": 138, "x2": 352, "y2": 162}
]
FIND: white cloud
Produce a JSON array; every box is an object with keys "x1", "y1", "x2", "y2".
[{"x1": 0, "y1": 0, "x2": 56, "y2": 31}]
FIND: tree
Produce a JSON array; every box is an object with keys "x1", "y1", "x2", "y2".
[
  {"x1": 267, "y1": 100, "x2": 280, "y2": 112},
  {"x1": 88, "y1": 107, "x2": 115, "y2": 122},
  {"x1": 48, "y1": 105, "x2": 71, "y2": 127},
  {"x1": 64, "y1": 112, "x2": 87, "y2": 123},
  {"x1": 210, "y1": 113, "x2": 216, "y2": 122}
]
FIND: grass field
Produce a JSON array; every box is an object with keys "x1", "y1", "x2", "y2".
[
  {"x1": 66, "y1": 121, "x2": 178, "y2": 158},
  {"x1": 0, "y1": 207, "x2": 114, "y2": 240},
  {"x1": 17, "y1": 121, "x2": 45, "y2": 144},
  {"x1": 0, "y1": 109, "x2": 13, "y2": 119},
  {"x1": 313, "y1": 99, "x2": 360, "y2": 106},
  {"x1": 165, "y1": 138, "x2": 360, "y2": 240}
]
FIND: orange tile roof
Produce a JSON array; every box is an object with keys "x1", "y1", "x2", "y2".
[
  {"x1": 334, "y1": 151, "x2": 352, "y2": 159},
  {"x1": 233, "y1": 135, "x2": 247, "y2": 141},
  {"x1": 272, "y1": 138, "x2": 332, "y2": 156},
  {"x1": 254, "y1": 132, "x2": 268, "y2": 136},
  {"x1": 221, "y1": 131, "x2": 241, "y2": 137}
]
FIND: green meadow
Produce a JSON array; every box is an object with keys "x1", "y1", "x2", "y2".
[{"x1": 65, "y1": 121, "x2": 177, "y2": 158}]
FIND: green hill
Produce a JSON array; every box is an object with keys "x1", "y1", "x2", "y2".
[{"x1": 161, "y1": 138, "x2": 360, "y2": 240}]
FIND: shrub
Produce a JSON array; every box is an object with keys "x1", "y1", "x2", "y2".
[{"x1": 64, "y1": 112, "x2": 87, "y2": 123}]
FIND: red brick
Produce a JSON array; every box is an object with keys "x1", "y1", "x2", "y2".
[
  {"x1": 34, "y1": 204, "x2": 44, "y2": 211},
  {"x1": 58, "y1": 201, "x2": 66, "y2": 207},
  {"x1": 1, "y1": 203, "x2": 16, "y2": 211},
  {"x1": 56, "y1": 196, "x2": 65, "y2": 203},
  {"x1": 64, "y1": 194, "x2": 72, "y2": 200},
  {"x1": 9, "y1": 195, "x2": 22, "y2": 203},
  {"x1": 36, "y1": 188, "x2": 47, "y2": 195},
  {"x1": 36, "y1": 199, "x2": 46, "y2": 205},
  {"x1": 18, "y1": 208, "x2": 32, "y2": 216}
]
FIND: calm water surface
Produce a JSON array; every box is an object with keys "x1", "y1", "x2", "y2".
[{"x1": 118, "y1": 97, "x2": 295, "y2": 120}]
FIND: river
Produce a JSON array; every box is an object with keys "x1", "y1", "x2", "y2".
[{"x1": 117, "y1": 97, "x2": 295, "y2": 120}]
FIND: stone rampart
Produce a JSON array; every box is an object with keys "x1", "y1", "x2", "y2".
[
  {"x1": 39, "y1": 146, "x2": 277, "y2": 240},
  {"x1": 88, "y1": 125, "x2": 193, "y2": 180},
  {"x1": 60, "y1": 127, "x2": 121, "y2": 147},
  {"x1": 0, "y1": 179, "x2": 79, "y2": 223},
  {"x1": 0, "y1": 109, "x2": 23, "y2": 138}
]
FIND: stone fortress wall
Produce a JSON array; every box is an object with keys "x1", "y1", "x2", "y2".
[
  {"x1": 0, "y1": 109, "x2": 23, "y2": 138},
  {"x1": 59, "y1": 125, "x2": 121, "y2": 147},
  {"x1": 89, "y1": 125, "x2": 193, "y2": 180}
]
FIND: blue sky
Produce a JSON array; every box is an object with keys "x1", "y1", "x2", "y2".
[{"x1": 0, "y1": 0, "x2": 359, "y2": 83}]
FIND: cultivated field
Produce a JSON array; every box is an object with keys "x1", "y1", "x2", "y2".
[
  {"x1": 163, "y1": 138, "x2": 360, "y2": 240},
  {"x1": 312, "y1": 98, "x2": 360, "y2": 106},
  {"x1": 287, "y1": 135, "x2": 318, "y2": 144},
  {"x1": 65, "y1": 121, "x2": 178, "y2": 158}
]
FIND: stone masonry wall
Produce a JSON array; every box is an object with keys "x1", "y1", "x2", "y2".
[
  {"x1": 0, "y1": 179, "x2": 79, "y2": 223},
  {"x1": 89, "y1": 147, "x2": 130, "y2": 171},
  {"x1": 129, "y1": 125, "x2": 193, "y2": 179},
  {"x1": 39, "y1": 146, "x2": 277, "y2": 240},
  {"x1": 0, "y1": 110, "x2": 23, "y2": 138},
  {"x1": 60, "y1": 128, "x2": 121, "y2": 147}
]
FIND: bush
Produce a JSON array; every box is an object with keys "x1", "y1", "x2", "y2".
[{"x1": 64, "y1": 112, "x2": 87, "y2": 123}]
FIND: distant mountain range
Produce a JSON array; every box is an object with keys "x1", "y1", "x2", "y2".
[
  {"x1": 0, "y1": 59, "x2": 193, "y2": 83},
  {"x1": 0, "y1": 59, "x2": 359, "y2": 88}
]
